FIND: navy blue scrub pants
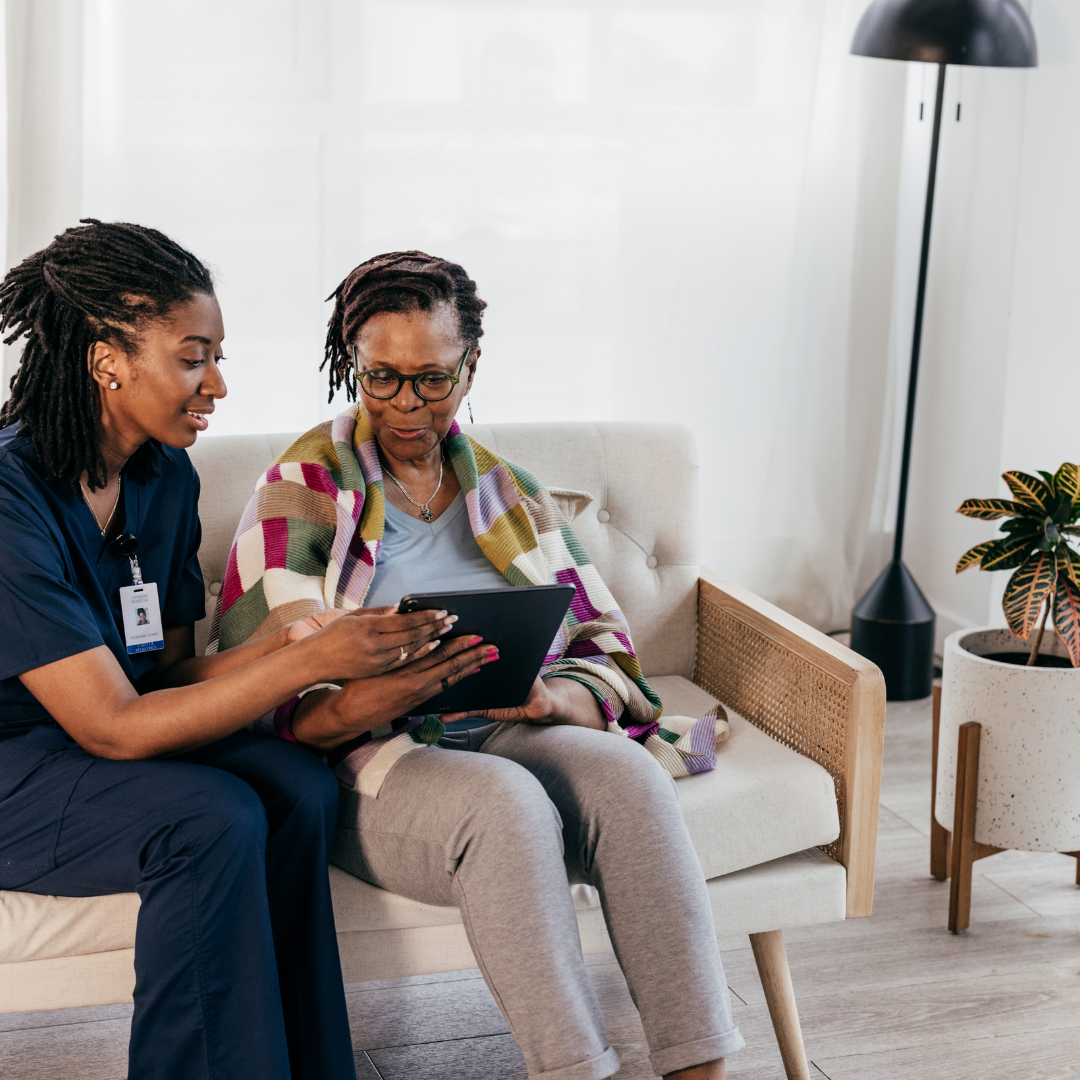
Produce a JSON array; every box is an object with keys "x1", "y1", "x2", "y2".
[{"x1": 0, "y1": 726, "x2": 355, "y2": 1080}]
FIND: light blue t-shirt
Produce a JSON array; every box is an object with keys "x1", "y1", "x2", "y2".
[
  {"x1": 366, "y1": 490, "x2": 510, "y2": 736},
  {"x1": 365, "y1": 490, "x2": 508, "y2": 610}
]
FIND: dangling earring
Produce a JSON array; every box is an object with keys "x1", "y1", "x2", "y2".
[
  {"x1": 109, "y1": 381, "x2": 119, "y2": 390},
  {"x1": 468, "y1": 396, "x2": 474, "y2": 423}
]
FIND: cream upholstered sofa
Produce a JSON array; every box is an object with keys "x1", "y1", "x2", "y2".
[{"x1": 0, "y1": 422, "x2": 885, "y2": 1080}]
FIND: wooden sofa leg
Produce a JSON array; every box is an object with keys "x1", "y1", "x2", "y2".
[
  {"x1": 948, "y1": 722, "x2": 1003, "y2": 933},
  {"x1": 749, "y1": 929, "x2": 810, "y2": 1080},
  {"x1": 930, "y1": 685, "x2": 951, "y2": 879}
]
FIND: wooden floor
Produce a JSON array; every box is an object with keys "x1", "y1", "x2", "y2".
[{"x1": 4, "y1": 696, "x2": 1080, "y2": 1079}]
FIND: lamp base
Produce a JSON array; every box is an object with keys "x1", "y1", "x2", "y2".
[{"x1": 851, "y1": 560, "x2": 935, "y2": 701}]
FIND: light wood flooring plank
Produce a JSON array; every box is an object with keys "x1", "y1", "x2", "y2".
[
  {"x1": 794, "y1": 966, "x2": 1080, "y2": 1060},
  {"x1": 345, "y1": 967, "x2": 486, "y2": 993},
  {"x1": 368, "y1": 1033, "x2": 527, "y2": 1079},
  {"x1": 981, "y1": 851, "x2": 1080, "y2": 918},
  {"x1": 815, "y1": 1025, "x2": 1080, "y2": 1080},
  {"x1": 0, "y1": 1016, "x2": 129, "y2": 1080},
  {"x1": 346, "y1": 970, "x2": 509, "y2": 1051},
  {"x1": 354, "y1": 1049, "x2": 382, "y2": 1079},
  {"x1": 0, "y1": 1003, "x2": 132, "y2": 1034}
]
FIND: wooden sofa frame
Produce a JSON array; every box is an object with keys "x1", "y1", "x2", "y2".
[{"x1": 695, "y1": 569, "x2": 885, "y2": 1078}]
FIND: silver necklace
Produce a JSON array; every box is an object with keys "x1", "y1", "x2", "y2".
[
  {"x1": 81, "y1": 476, "x2": 121, "y2": 537},
  {"x1": 384, "y1": 453, "x2": 444, "y2": 523}
]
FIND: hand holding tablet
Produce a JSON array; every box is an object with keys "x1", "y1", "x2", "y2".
[{"x1": 399, "y1": 584, "x2": 575, "y2": 715}]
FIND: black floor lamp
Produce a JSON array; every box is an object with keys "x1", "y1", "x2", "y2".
[{"x1": 848, "y1": 0, "x2": 1037, "y2": 700}]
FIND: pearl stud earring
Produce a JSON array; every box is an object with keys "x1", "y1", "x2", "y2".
[{"x1": 109, "y1": 381, "x2": 119, "y2": 389}]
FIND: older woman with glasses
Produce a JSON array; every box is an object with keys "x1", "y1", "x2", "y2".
[{"x1": 211, "y1": 251, "x2": 744, "y2": 1080}]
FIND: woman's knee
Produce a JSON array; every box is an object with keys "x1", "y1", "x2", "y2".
[
  {"x1": 470, "y1": 756, "x2": 563, "y2": 836},
  {"x1": 529, "y1": 726, "x2": 680, "y2": 821},
  {"x1": 159, "y1": 768, "x2": 268, "y2": 861}
]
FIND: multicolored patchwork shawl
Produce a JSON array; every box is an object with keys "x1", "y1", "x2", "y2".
[{"x1": 208, "y1": 406, "x2": 724, "y2": 795}]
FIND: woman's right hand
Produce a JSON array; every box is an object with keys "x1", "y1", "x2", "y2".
[
  {"x1": 292, "y1": 635, "x2": 497, "y2": 749},
  {"x1": 304, "y1": 606, "x2": 458, "y2": 681}
]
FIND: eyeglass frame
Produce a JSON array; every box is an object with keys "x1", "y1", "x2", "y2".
[{"x1": 351, "y1": 345, "x2": 472, "y2": 402}]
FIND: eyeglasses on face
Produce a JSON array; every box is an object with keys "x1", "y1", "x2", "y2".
[{"x1": 352, "y1": 346, "x2": 471, "y2": 402}]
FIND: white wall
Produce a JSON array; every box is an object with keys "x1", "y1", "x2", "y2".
[
  {"x1": 899, "y1": 1, "x2": 1079, "y2": 647},
  {"x1": 6, "y1": 0, "x2": 1073, "y2": 640},
  {"x1": 63, "y1": 0, "x2": 908, "y2": 631}
]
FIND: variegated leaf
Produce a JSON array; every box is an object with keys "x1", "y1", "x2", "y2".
[
  {"x1": 1054, "y1": 462, "x2": 1079, "y2": 506},
  {"x1": 956, "y1": 542, "x2": 996, "y2": 573},
  {"x1": 1053, "y1": 573, "x2": 1080, "y2": 667},
  {"x1": 979, "y1": 535, "x2": 1034, "y2": 573},
  {"x1": 1000, "y1": 516, "x2": 1042, "y2": 536},
  {"x1": 956, "y1": 498, "x2": 1023, "y2": 521},
  {"x1": 1002, "y1": 550, "x2": 1056, "y2": 638},
  {"x1": 1003, "y1": 471, "x2": 1051, "y2": 512},
  {"x1": 1061, "y1": 544, "x2": 1080, "y2": 589}
]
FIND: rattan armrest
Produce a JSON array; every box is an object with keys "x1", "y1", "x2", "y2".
[{"x1": 693, "y1": 568, "x2": 886, "y2": 918}]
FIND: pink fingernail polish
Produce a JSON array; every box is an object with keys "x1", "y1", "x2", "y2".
[
  {"x1": 486, "y1": 647, "x2": 499, "y2": 659},
  {"x1": 470, "y1": 666, "x2": 482, "y2": 674},
  {"x1": 469, "y1": 635, "x2": 483, "y2": 645}
]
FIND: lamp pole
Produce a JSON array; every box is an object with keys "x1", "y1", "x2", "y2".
[
  {"x1": 848, "y1": 0, "x2": 1037, "y2": 700},
  {"x1": 892, "y1": 62, "x2": 946, "y2": 565}
]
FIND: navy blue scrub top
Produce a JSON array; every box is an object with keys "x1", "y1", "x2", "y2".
[{"x1": 0, "y1": 422, "x2": 206, "y2": 740}]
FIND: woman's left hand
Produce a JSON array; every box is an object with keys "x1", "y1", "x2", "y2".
[
  {"x1": 441, "y1": 675, "x2": 606, "y2": 730},
  {"x1": 441, "y1": 676, "x2": 556, "y2": 725},
  {"x1": 286, "y1": 608, "x2": 351, "y2": 644}
]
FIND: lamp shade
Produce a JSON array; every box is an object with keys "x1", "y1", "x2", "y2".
[{"x1": 851, "y1": 0, "x2": 1037, "y2": 67}]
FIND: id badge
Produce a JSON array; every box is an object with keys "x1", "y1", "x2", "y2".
[{"x1": 119, "y1": 583, "x2": 165, "y2": 654}]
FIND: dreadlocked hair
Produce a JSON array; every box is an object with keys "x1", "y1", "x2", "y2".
[
  {"x1": 0, "y1": 219, "x2": 214, "y2": 490},
  {"x1": 322, "y1": 250, "x2": 487, "y2": 403}
]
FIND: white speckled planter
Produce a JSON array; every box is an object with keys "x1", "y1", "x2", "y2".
[{"x1": 935, "y1": 627, "x2": 1080, "y2": 852}]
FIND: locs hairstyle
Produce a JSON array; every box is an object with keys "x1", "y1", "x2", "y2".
[
  {"x1": 321, "y1": 251, "x2": 487, "y2": 404},
  {"x1": 0, "y1": 219, "x2": 214, "y2": 490}
]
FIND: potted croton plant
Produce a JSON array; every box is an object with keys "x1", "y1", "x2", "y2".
[{"x1": 935, "y1": 463, "x2": 1080, "y2": 859}]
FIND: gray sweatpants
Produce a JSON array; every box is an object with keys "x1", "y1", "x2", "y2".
[{"x1": 332, "y1": 722, "x2": 745, "y2": 1080}]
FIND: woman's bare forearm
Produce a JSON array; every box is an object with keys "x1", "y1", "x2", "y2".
[
  {"x1": 145, "y1": 625, "x2": 294, "y2": 691},
  {"x1": 291, "y1": 688, "x2": 350, "y2": 751},
  {"x1": 21, "y1": 637, "x2": 334, "y2": 761},
  {"x1": 291, "y1": 681, "x2": 418, "y2": 752}
]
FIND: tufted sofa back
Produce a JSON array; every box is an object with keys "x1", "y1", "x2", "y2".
[{"x1": 185, "y1": 422, "x2": 699, "y2": 678}]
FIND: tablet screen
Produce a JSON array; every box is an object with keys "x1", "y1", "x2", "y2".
[{"x1": 400, "y1": 583, "x2": 575, "y2": 715}]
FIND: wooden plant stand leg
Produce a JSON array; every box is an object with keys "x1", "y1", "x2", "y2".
[
  {"x1": 749, "y1": 929, "x2": 810, "y2": 1080},
  {"x1": 930, "y1": 684, "x2": 952, "y2": 880},
  {"x1": 948, "y1": 722, "x2": 1003, "y2": 933}
]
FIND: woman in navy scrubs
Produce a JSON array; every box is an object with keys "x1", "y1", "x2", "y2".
[{"x1": 0, "y1": 221, "x2": 492, "y2": 1080}]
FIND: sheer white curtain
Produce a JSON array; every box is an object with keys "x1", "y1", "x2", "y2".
[{"x1": 4, "y1": 0, "x2": 911, "y2": 631}]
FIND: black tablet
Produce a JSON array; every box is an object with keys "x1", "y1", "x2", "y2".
[{"x1": 399, "y1": 583, "x2": 575, "y2": 715}]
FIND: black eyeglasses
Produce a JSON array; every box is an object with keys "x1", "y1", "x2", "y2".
[{"x1": 352, "y1": 346, "x2": 471, "y2": 402}]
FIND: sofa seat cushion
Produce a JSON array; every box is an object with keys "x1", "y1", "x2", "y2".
[
  {"x1": 0, "y1": 678, "x2": 840, "y2": 961},
  {"x1": 0, "y1": 890, "x2": 139, "y2": 964},
  {"x1": 649, "y1": 675, "x2": 840, "y2": 880}
]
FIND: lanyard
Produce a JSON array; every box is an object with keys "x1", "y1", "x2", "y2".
[{"x1": 110, "y1": 533, "x2": 164, "y2": 654}]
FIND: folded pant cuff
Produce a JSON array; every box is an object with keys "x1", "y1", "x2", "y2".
[
  {"x1": 649, "y1": 1026, "x2": 746, "y2": 1076},
  {"x1": 532, "y1": 1045, "x2": 621, "y2": 1080}
]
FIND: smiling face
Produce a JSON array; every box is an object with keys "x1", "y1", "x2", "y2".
[
  {"x1": 353, "y1": 304, "x2": 478, "y2": 465},
  {"x1": 90, "y1": 291, "x2": 227, "y2": 454}
]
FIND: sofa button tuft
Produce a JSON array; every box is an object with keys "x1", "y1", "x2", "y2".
[
  {"x1": 597, "y1": 509, "x2": 610, "y2": 523},
  {"x1": 208, "y1": 581, "x2": 222, "y2": 596},
  {"x1": 646, "y1": 555, "x2": 658, "y2": 569}
]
